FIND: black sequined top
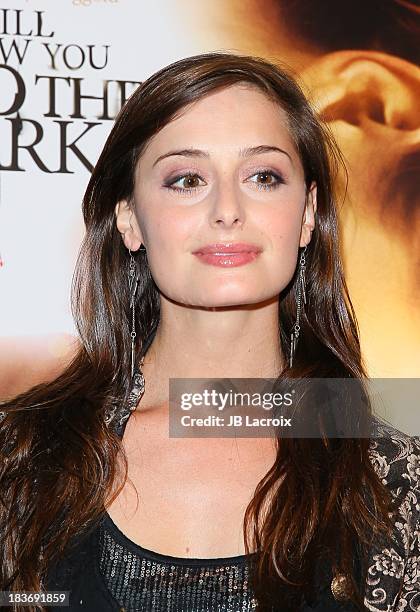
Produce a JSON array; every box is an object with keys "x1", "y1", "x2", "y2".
[{"x1": 98, "y1": 510, "x2": 258, "y2": 611}]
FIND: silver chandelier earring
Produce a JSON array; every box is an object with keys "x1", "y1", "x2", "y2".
[
  {"x1": 128, "y1": 248, "x2": 140, "y2": 377},
  {"x1": 289, "y1": 245, "x2": 307, "y2": 368}
]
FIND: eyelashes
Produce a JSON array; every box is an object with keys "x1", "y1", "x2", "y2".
[{"x1": 162, "y1": 169, "x2": 286, "y2": 197}]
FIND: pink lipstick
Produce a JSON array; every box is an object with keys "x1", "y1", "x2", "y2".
[{"x1": 192, "y1": 242, "x2": 262, "y2": 267}]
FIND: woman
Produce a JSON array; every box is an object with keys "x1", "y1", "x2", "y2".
[{"x1": 0, "y1": 52, "x2": 418, "y2": 612}]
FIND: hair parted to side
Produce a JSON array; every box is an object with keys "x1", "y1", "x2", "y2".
[{"x1": 0, "y1": 51, "x2": 397, "y2": 611}]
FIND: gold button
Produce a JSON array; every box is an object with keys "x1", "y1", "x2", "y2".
[{"x1": 331, "y1": 573, "x2": 351, "y2": 600}]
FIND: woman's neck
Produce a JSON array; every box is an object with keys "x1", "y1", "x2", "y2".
[{"x1": 138, "y1": 295, "x2": 285, "y2": 409}]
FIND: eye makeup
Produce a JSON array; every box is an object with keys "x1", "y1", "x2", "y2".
[{"x1": 162, "y1": 168, "x2": 286, "y2": 196}]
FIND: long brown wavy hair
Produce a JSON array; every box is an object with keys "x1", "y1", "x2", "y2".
[{"x1": 0, "y1": 52, "x2": 397, "y2": 611}]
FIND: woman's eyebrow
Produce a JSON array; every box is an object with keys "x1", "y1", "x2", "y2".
[{"x1": 152, "y1": 145, "x2": 294, "y2": 167}]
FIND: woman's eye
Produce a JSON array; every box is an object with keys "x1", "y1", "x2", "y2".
[
  {"x1": 163, "y1": 169, "x2": 284, "y2": 196},
  {"x1": 247, "y1": 170, "x2": 285, "y2": 190},
  {"x1": 163, "y1": 173, "x2": 206, "y2": 195}
]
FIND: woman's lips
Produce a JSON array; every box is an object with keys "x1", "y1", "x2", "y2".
[
  {"x1": 192, "y1": 243, "x2": 262, "y2": 267},
  {"x1": 194, "y1": 252, "x2": 260, "y2": 266}
]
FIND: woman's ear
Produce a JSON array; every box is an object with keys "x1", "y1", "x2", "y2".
[
  {"x1": 300, "y1": 181, "x2": 317, "y2": 248},
  {"x1": 114, "y1": 200, "x2": 143, "y2": 251}
]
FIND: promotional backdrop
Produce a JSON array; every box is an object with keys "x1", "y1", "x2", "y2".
[{"x1": 0, "y1": 0, "x2": 419, "y2": 432}]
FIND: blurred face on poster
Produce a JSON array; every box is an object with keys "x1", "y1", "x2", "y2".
[{"x1": 179, "y1": 0, "x2": 420, "y2": 376}]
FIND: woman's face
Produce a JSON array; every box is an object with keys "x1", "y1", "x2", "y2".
[{"x1": 117, "y1": 84, "x2": 316, "y2": 308}]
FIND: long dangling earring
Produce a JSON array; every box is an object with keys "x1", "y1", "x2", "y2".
[
  {"x1": 128, "y1": 247, "x2": 140, "y2": 377},
  {"x1": 289, "y1": 245, "x2": 307, "y2": 368}
]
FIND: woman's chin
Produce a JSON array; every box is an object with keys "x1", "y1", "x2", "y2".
[{"x1": 175, "y1": 293, "x2": 277, "y2": 310}]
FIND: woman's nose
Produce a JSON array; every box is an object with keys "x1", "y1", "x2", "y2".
[{"x1": 209, "y1": 181, "x2": 245, "y2": 228}]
